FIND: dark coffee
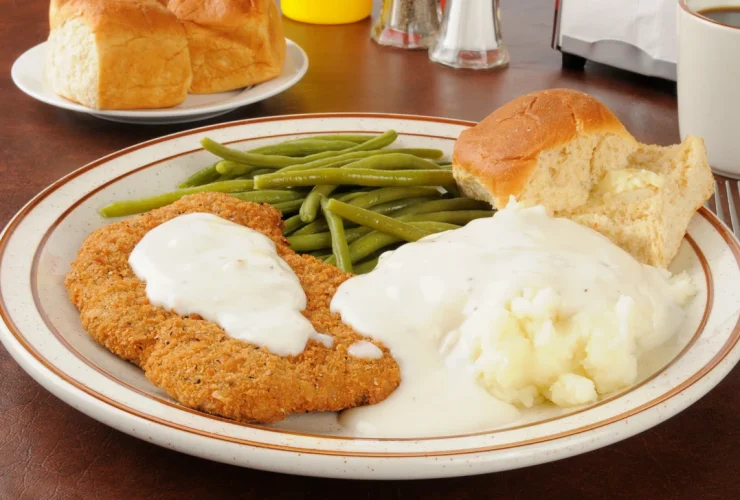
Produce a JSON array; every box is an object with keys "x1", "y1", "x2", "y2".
[{"x1": 698, "y1": 7, "x2": 740, "y2": 27}]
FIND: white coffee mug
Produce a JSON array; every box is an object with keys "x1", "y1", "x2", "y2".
[{"x1": 678, "y1": 0, "x2": 740, "y2": 178}]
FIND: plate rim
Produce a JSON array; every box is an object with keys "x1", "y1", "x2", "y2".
[
  {"x1": 1, "y1": 113, "x2": 739, "y2": 471},
  {"x1": 11, "y1": 39, "x2": 309, "y2": 119}
]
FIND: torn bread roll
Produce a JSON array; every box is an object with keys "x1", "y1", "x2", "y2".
[
  {"x1": 452, "y1": 88, "x2": 714, "y2": 268},
  {"x1": 46, "y1": 0, "x2": 191, "y2": 110},
  {"x1": 167, "y1": 0, "x2": 287, "y2": 94}
]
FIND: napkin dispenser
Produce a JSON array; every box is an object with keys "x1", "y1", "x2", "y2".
[{"x1": 551, "y1": 0, "x2": 677, "y2": 81}]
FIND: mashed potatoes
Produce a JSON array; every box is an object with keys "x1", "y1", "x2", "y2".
[
  {"x1": 334, "y1": 198, "x2": 696, "y2": 437},
  {"x1": 455, "y1": 279, "x2": 693, "y2": 408}
]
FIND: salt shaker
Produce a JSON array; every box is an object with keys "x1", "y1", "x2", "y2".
[
  {"x1": 371, "y1": 0, "x2": 441, "y2": 50},
  {"x1": 429, "y1": 0, "x2": 509, "y2": 69}
]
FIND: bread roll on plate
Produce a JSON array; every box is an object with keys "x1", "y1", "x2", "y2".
[
  {"x1": 167, "y1": 0, "x2": 287, "y2": 94},
  {"x1": 46, "y1": 0, "x2": 191, "y2": 110},
  {"x1": 453, "y1": 89, "x2": 714, "y2": 268},
  {"x1": 49, "y1": 0, "x2": 169, "y2": 27}
]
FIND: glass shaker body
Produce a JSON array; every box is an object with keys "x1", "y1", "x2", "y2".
[
  {"x1": 371, "y1": 0, "x2": 441, "y2": 50},
  {"x1": 429, "y1": 0, "x2": 509, "y2": 69}
]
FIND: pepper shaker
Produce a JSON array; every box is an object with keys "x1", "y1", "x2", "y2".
[
  {"x1": 371, "y1": 0, "x2": 441, "y2": 50},
  {"x1": 429, "y1": 0, "x2": 509, "y2": 69}
]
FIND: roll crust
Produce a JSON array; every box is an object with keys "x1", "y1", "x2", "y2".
[
  {"x1": 167, "y1": 0, "x2": 287, "y2": 94},
  {"x1": 453, "y1": 89, "x2": 634, "y2": 208}
]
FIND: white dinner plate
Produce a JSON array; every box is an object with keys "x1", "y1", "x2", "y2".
[
  {"x1": 1, "y1": 114, "x2": 739, "y2": 479},
  {"x1": 11, "y1": 40, "x2": 308, "y2": 125}
]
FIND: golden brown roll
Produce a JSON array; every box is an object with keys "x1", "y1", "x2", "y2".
[
  {"x1": 49, "y1": 0, "x2": 63, "y2": 27},
  {"x1": 49, "y1": 0, "x2": 169, "y2": 27},
  {"x1": 46, "y1": 0, "x2": 192, "y2": 110},
  {"x1": 167, "y1": 0, "x2": 287, "y2": 94},
  {"x1": 453, "y1": 88, "x2": 636, "y2": 212},
  {"x1": 452, "y1": 89, "x2": 714, "y2": 267}
]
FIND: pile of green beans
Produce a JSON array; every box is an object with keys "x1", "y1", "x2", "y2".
[{"x1": 98, "y1": 130, "x2": 494, "y2": 274}]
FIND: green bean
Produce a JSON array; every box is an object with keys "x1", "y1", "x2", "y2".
[
  {"x1": 391, "y1": 198, "x2": 491, "y2": 217},
  {"x1": 278, "y1": 157, "x2": 360, "y2": 174},
  {"x1": 254, "y1": 168, "x2": 455, "y2": 190},
  {"x1": 100, "y1": 180, "x2": 255, "y2": 218},
  {"x1": 289, "y1": 199, "x2": 487, "y2": 240},
  {"x1": 254, "y1": 135, "x2": 376, "y2": 151},
  {"x1": 400, "y1": 210, "x2": 494, "y2": 225},
  {"x1": 278, "y1": 148, "x2": 444, "y2": 174},
  {"x1": 307, "y1": 249, "x2": 332, "y2": 258},
  {"x1": 348, "y1": 187, "x2": 443, "y2": 209},
  {"x1": 246, "y1": 168, "x2": 276, "y2": 178},
  {"x1": 342, "y1": 129, "x2": 397, "y2": 152},
  {"x1": 346, "y1": 222, "x2": 459, "y2": 263},
  {"x1": 345, "y1": 226, "x2": 375, "y2": 240},
  {"x1": 178, "y1": 162, "x2": 221, "y2": 188},
  {"x1": 287, "y1": 226, "x2": 373, "y2": 252},
  {"x1": 382, "y1": 148, "x2": 445, "y2": 159},
  {"x1": 325, "y1": 222, "x2": 459, "y2": 265},
  {"x1": 290, "y1": 197, "x2": 444, "y2": 238},
  {"x1": 309, "y1": 253, "x2": 333, "y2": 261},
  {"x1": 297, "y1": 197, "x2": 430, "y2": 235},
  {"x1": 307, "y1": 134, "x2": 376, "y2": 143},
  {"x1": 273, "y1": 199, "x2": 306, "y2": 215},
  {"x1": 353, "y1": 257, "x2": 380, "y2": 274},
  {"x1": 338, "y1": 190, "x2": 372, "y2": 202},
  {"x1": 291, "y1": 219, "x2": 331, "y2": 237},
  {"x1": 249, "y1": 139, "x2": 358, "y2": 157},
  {"x1": 287, "y1": 233, "x2": 333, "y2": 252},
  {"x1": 320, "y1": 197, "x2": 352, "y2": 273},
  {"x1": 343, "y1": 153, "x2": 442, "y2": 171},
  {"x1": 323, "y1": 198, "x2": 431, "y2": 242},
  {"x1": 200, "y1": 138, "x2": 292, "y2": 167},
  {"x1": 292, "y1": 196, "x2": 387, "y2": 235},
  {"x1": 368, "y1": 197, "x2": 431, "y2": 216},
  {"x1": 201, "y1": 131, "x2": 397, "y2": 168},
  {"x1": 287, "y1": 153, "x2": 442, "y2": 175},
  {"x1": 290, "y1": 209, "x2": 490, "y2": 236},
  {"x1": 181, "y1": 136, "x2": 372, "y2": 187},
  {"x1": 230, "y1": 190, "x2": 303, "y2": 204},
  {"x1": 283, "y1": 214, "x2": 306, "y2": 234},
  {"x1": 182, "y1": 131, "x2": 440, "y2": 187},
  {"x1": 296, "y1": 155, "x2": 440, "y2": 223},
  {"x1": 299, "y1": 185, "x2": 336, "y2": 223},
  {"x1": 405, "y1": 221, "x2": 459, "y2": 232},
  {"x1": 291, "y1": 195, "x2": 421, "y2": 236},
  {"x1": 215, "y1": 161, "x2": 257, "y2": 176}
]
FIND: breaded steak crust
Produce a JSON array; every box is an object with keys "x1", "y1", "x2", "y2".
[{"x1": 65, "y1": 193, "x2": 400, "y2": 423}]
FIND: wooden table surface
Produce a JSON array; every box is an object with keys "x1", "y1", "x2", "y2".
[{"x1": 1, "y1": 1, "x2": 738, "y2": 498}]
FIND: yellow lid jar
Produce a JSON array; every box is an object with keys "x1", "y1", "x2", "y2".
[{"x1": 281, "y1": 0, "x2": 373, "y2": 25}]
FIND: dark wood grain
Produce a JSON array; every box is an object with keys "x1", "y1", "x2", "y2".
[{"x1": 0, "y1": 1, "x2": 737, "y2": 498}]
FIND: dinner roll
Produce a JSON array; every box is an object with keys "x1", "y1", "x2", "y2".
[
  {"x1": 167, "y1": 0, "x2": 286, "y2": 94},
  {"x1": 46, "y1": 0, "x2": 191, "y2": 110},
  {"x1": 453, "y1": 89, "x2": 714, "y2": 267},
  {"x1": 49, "y1": 0, "x2": 64, "y2": 26},
  {"x1": 49, "y1": 0, "x2": 169, "y2": 27}
]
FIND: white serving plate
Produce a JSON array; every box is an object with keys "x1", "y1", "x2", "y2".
[
  {"x1": 0, "y1": 114, "x2": 738, "y2": 479},
  {"x1": 10, "y1": 40, "x2": 308, "y2": 125}
]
